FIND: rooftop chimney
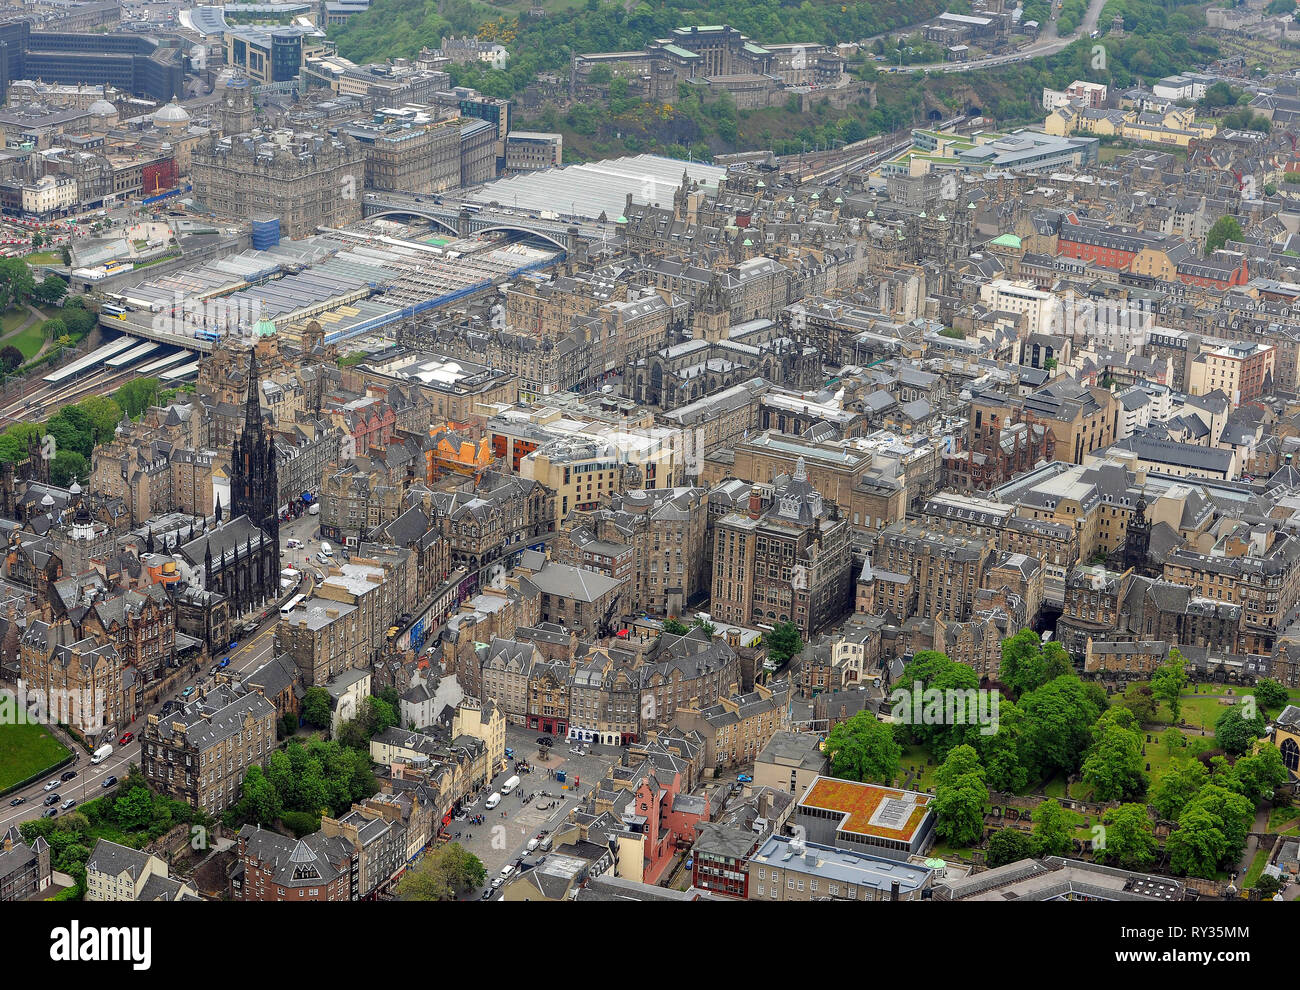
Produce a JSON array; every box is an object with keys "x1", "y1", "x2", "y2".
[{"x1": 748, "y1": 486, "x2": 762, "y2": 520}]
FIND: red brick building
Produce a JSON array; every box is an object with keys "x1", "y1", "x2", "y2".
[{"x1": 235, "y1": 824, "x2": 357, "y2": 901}]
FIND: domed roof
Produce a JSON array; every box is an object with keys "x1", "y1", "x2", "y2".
[
  {"x1": 225, "y1": 71, "x2": 251, "y2": 89},
  {"x1": 69, "y1": 478, "x2": 81, "y2": 495},
  {"x1": 153, "y1": 100, "x2": 190, "y2": 126},
  {"x1": 41, "y1": 493, "x2": 54, "y2": 508},
  {"x1": 89, "y1": 99, "x2": 117, "y2": 117},
  {"x1": 254, "y1": 315, "x2": 277, "y2": 337}
]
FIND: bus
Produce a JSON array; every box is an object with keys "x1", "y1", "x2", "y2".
[
  {"x1": 280, "y1": 593, "x2": 306, "y2": 616},
  {"x1": 100, "y1": 304, "x2": 128, "y2": 317},
  {"x1": 194, "y1": 328, "x2": 221, "y2": 341}
]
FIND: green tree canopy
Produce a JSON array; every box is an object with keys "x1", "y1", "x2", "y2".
[
  {"x1": 932, "y1": 745, "x2": 988, "y2": 847},
  {"x1": 766, "y1": 620, "x2": 803, "y2": 666},
  {"x1": 395, "y1": 842, "x2": 487, "y2": 900},
  {"x1": 1205, "y1": 216, "x2": 1243, "y2": 254},
  {"x1": 1214, "y1": 705, "x2": 1266, "y2": 755},
  {"x1": 823, "y1": 711, "x2": 901, "y2": 784},
  {"x1": 1096, "y1": 802, "x2": 1157, "y2": 870},
  {"x1": 1031, "y1": 798, "x2": 1072, "y2": 857},
  {"x1": 986, "y1": 827, "x2": 1037, "y2": 868}
]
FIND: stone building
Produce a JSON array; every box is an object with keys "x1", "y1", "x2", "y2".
[
  {"x1": 191, "y1": 129, "x2": 365, "y2": 239},
  {"x1": 140, "y1": 682, "x2": 276, "y2": 814},
  {"x1": 711, "y1": 460, "x2": 853, "y2": 639}
]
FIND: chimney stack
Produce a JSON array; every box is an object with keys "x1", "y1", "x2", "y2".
[
  {"x1": 890, "y1": 879, "x2": 900, "y2": 901},
  {"x1": 748, "y1": 486, "x2": 762, "y2": 520}
]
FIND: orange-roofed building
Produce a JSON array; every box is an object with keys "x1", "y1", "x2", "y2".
[
  {"x1": 427, "y1": 422, "x2": 493, "y2": 481},
  {"x1": 793, "y1": 775, "x2": 935, "y2": 860}
]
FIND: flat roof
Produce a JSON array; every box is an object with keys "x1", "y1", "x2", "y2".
[{"x1": 799, "y1": 776, "x2": 932, "y2": 843}]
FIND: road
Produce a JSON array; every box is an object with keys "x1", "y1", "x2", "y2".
[
  {"x1": 885, "y1": 0, "x2": 1108, "y2": 75},
  {"x1": 452, "y1": 725, "x2": 623, "y2": 901}
]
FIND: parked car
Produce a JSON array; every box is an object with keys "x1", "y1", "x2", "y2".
[
  {"x1": 181, "y1": 686, "x2": 195, "y2": 698},
  {"x1": 9, "y1": 796, "x2": 25, "y2": 806},
  {"x1": 480, "y1": 887, "x2": 494, "y2": 900},
  {"x1": 209, "y1": 665, "x2": 218, "y2": 677},
  {"x1": 160, "y1": 701, "x2": 175, "y2": 715},
  {"x1": 219, "y1": 657, "x2": 231, "y2": 669},
  {"x1": 118, "y1": 732, "x2": 134, "y2": 746},
  {"x1": 737, "y1": 773, "x2": 753, "y2": 783},
  {"x1": 60, "y1": 798, "x2": 76, "y2": 811},
  {"x1": 102, "y1": 775, "x2": 118, "y2": 789},
  {"x1": 243, "y1": 622, "x2": 257, "y2": 636},
  {"x1": 61, "y1": 770, "x2": 77, "y2": 782}
]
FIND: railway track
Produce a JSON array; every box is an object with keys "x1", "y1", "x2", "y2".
[{"x1": 0, "y1": 364, "x2": 145, "y2": 427}]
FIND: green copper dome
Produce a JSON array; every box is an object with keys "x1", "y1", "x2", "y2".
[{"x1": 254, "y1": 315, "x2": 277, "y2": 337}]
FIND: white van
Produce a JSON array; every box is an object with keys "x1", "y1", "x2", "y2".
[
  {"x1": 320, "y1": 541, "x2": 334, "y2": 557},
  {"x1": 484, "y1": 792, "x2": 501, "y2": 810},
  {"x1": 91, "y1": 744, "x2": 112, "y2": 764},
  {"x1": 500, "y1": 775, "x2": 521, "y2": 795}
]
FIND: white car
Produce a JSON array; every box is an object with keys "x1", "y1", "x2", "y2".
[{"x1": 43, "y1": 779, "x2": 60, "y2": 791}]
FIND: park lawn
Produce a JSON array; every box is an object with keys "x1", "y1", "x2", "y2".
[
  {"x1": 897, "y1": 743, "x2": 939, "y2": 792},
  {"x1": 7, "y1": 321, "x2": 46, "y2": 360},
  {"x1": 0, "y1": 307, "x2": 29, "y2": 333},
  {"x1": 1267, "y1": 804, "x2": 1300, "y2": 832},
  {"x1": 24, "y1": 250, "x2": 63, "y2": 266},
  {"x1": 0, "y1": 722, "x2": 71, "y2": 792},
  {"x1": 1242, "y1": 848, "x2": 1269, "y2": 890}
]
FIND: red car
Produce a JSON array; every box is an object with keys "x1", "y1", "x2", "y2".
[{"x1": 118, "y1": 731, "x2": 134, "y2": 746}]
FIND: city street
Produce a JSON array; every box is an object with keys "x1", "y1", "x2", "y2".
[{"x1": 451, "y1": 724, "x2": 623, "y2": 900}]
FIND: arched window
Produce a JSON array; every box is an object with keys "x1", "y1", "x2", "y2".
[{"x1": 1282, "y1": 737, "x2": 1300, "y2": 774}]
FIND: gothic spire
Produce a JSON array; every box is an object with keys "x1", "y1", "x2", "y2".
[{"x1": 245, "y1": 349, "x2": 262, "y2": 436}]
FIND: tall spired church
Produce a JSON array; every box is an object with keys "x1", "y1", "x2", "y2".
[{"x1": 231, "y1": 351, "x2": 279, "y2": 543}]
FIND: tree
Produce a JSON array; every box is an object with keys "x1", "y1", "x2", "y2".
[
  {"x1": 1266, "y1": 0, "x2": 1296, "y2": 15},
  {"x1": 78, "y1": 395, "x2": 124, "y2": 446},
  {"x1": 48, "y1": 449, "x2": 88, "y2": 488},
  {"x1": 0, "y1": 345, "x2": 21, "y2": 373},
  {"x1": 113, "y1": 377, "x2": 161, "y2": 419},
  {"x1": 1168, "y1": 784, "x2": 1254, "y2": 877},
  {"x1": 1205, "y1": 215, "x2": 1243, "y2": 254},
  {"x1": 1116, "y1": 682, "x2": 1157, "y2": 723},
  {"x1": 113, "y1": 786, "x2": 154, "y2": 830},
  {"x1": 301, "y1": 686, "x2": 332, "y2": 729},
  {"x1": 823, "y1": 711, "x2": 901, "y2": 784},
  {"x1": 1149, "y1": 758, "x2": 1208, "y2": 820},
  {"x1": 1032, "y1": 798, "x2": 1072, "y2": 857},
  {"x1": 1214, "y1": 705, "x2": 1266, "y2": 755},
  {"x1": 933, "y1": 745, "x2": 988, "y2": 847},
  {"x1": 1255, "y1": 874, "x2": 1282, "y2": 898},
  {"x1": 33, "y1": 274, "x2": 67, "y2": 306},
  {"x1": 986, "y1": 827, "x2": 1037, "y2": 868},
  {"x1": 234, "y1": 765, "x2": 283, "y2": 824},
  {"x1": 1167, "y1": 802, "x2": 1229, "y2": 879},
  {"x1": 1227, "y1": 744, "x2": 1288, "y2": 805},
  {"x1": 660, "y1": 618, "x2": 690, "y2": 637},
  {"x1": 395, "y1": 842, "x2": 486, "y2": 900},
  {"x1": 1096, "y1": 803, "x2": 1157, "y2": 869},
  {"x1": 766, "y1": 621, "x2": 803, "y2": 666},
  {"x1": 1150, "y1": 650, "x2": 1188, "y2": 724},
  {"x1": 1082, "y1": 707, "x2": 1148, "y2": 802},
  {"x1": 1251, "y1": 679, "x2": 1289, "y2": 715},
  {"x1": 1020, "y1": 676, "x2": 1101, "y2": 778},
  {"x1": 0, "y1": 257, "x2": 34, "y2": 310},
  {"x1": 41, "y1": 318, "x2": 66, "y2": 342}
]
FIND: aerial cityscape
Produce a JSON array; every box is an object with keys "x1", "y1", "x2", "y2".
[{"x1": 0, "y1": 0, "x2": 1293, "y2": 945}]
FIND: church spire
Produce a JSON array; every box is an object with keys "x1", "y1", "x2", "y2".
[{"x1": 245, "y1": 349, "x2": 262, "y2": 436}]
